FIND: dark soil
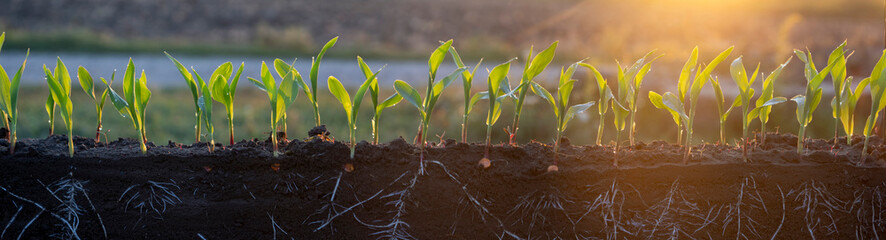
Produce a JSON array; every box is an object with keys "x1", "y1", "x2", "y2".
[{"x1": 1, "y1": 132, "x2": 886, "y2": 239}]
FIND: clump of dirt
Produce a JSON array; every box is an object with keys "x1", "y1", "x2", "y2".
[{"x1": 308, "y1": 125, "x2": 331, "y2": 137}]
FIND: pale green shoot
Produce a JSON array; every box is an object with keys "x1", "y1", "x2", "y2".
[
  {"x1": 650, "y1": 46, "x2": 733, "y2": 163},
  {"x1": 191, "y1": 69, "x2": 215, "y2": 152},
  {"x1": 579, "y1": 63, "x2": 614, "y2": 145},
  {"x1": 393, "y1": 39, "x2": 466, "y2": 171},
  {"x1": 0, "y1": 32, "x2": 29, "y2": 154},
  {"x1": 448, "y1": 47, "x2": 483, "y2": 143},
  {"x1": 209, "y1": 62, "x2": 244, "y2": 145},
  {"x1": 307, "y1": 37, "x2": 338, "y2": 127},
  {"x1": 328, "y1": 69, "x2": 380, "y2": 158},
  {"x1": 834, "y1": 76, "x2": 869, "y2": 145},
  {"x1": 356, "y1": 56, "x2": 401, "y2": 144},
  {"x1": 709, "y1": 76, "x2": 740, "y2": 145},
  {"x1": 828, "y1": 43, "x2": 851, "y2": 146},
  {"x1": 862, "y1": 50, "x2": 886, "y2": 163},
  {"x1": 77, "y1": 67, "x2": 111, "y2": 143},
  {"x1": 43, "y1": 58, "x2": 74, "y2": 157},
  {"x1": 754, "y1": 57, "x2": 792, "y2": 145},
  {"x1": 507, "y1": 41, "x2": 558, "y2": 145},
  {"x1": 165, "y1": 52, "x2": 203, "y2": 142},
  {"x1": 731, "y1": 57, "x2": 791, "y2": 161},
  {"x1": 477, "y1": 59, "x2": 515, "y2": 168},
  {"x1": 249, "y1": 61, "x2": 299, "y2": 157},
  {"x1": 792, "y1": 43, "x2": 842, "y2": 154},
  {"x1": 531, "y1": 61, "x2": 594, "y2": 171},
  {"x1": 105, "y1": 59, "x2": 152, "y2": 154}
]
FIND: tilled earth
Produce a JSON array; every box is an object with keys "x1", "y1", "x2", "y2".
[{"x1": 1, "y1": 132, "x2": 886, "y2": 239}]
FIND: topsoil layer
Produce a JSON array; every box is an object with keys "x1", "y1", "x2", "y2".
[{"x1": 1, "y1": 132, "x2": 886, "y2": 239}]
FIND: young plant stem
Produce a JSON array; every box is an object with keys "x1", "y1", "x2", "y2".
[
  {"x1": 797, "y1": 126, "x2": 806, "y2": 154},
  {"x1": 229, "y1": 118, "x2": 234, "y2": 146},
  {"x1": 349, "y1": 127, "x2": 356, "y2": 159},
  {"x1": 67, "y1": 129, "x2": 73, "y2": 157},
  {"x1": 137, "y1": 127, "x2": 146, "y2": 153},
  {"x1": 195, "y1": 111, "x2": 201, "y2": 142},
  {"x1": 418, "y1": 124, "x2": 425, "y2": 164},
  {"x1": 313, "y1": 103, "x2": 321, "y2": 127},
  {"x1": 95, "y1": 109, "x2": 102, "y2": 143},
  {"x1": 271, "y1": 117, "x2": 279, "y2": 157},
  {"x1": 596, "y1": 113, "x2": 605, "y2": 145},
  {"x1": 484, "y1": 125, "x2": 492, "y2": 160},
  {"x1": 629, "y1": 102, "x2": 637, "y2": 146},
  {"x1": 462, "y1": 115, "x2": 468, "y2": 143},
  {"x1": 614, "y1": 130, "x2": 621, "y2": 167},
  {"x1": 553, "y1": 130, "x2": 563, "y2": 166},
  {"x1": 372, "y1": 116, "x2": 380, "y2": 144},
  {"x1": 741, "y1": 100, "x2": 750, "y2": 161},
  {"x1": 49, "y1": 105, "x2": 55, "y2": 136},
  {"x1": 719, "y1": 121, "x2": 726, "y2": 145}
]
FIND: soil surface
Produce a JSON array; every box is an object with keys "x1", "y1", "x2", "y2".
[{"x1": 1, "y1": 132, "x2": 886, "y2": 239}]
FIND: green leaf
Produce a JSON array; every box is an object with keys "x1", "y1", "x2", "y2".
[
  {"x1": 530, "y1": 82, "x2": 557, "y2": 114},
  {"x1": 488, "y1": 61, "x2": 512, "y2": 96},
  {"x1": 661, "y1": 92, "x2": 689, "y2": 121},
  {"x1": 563, "y1": 101, "x2": 594, "y2": 130},
  {"x1": 103, "y1": 82, "x2": 130, "y2": 117},
  {"x1": 393, "y1": 80, "x2": 424, "y2": 115},
  {"x1": 327, "y1": 76, "x2": 352, "y2": 120},
  {"x1": 431, "y1": 67, "x2": 467, "y2": 99},
  {"x1": 467, "y1": 92, "x2": 488, "y2": 114},
  {"x1": 9, "y1": 50, "x2": 28, "y2": 114},
  {"x1": 678, "y1": 47, "x2": 699, "y2": 99},
  {"x1": 77, "y1": 66, "x2": 95, "y2": 100},
  {"x1": 311, "y1": 37, "x2": 338, "y2": 93},
  {"x1": 524, "y1": 41, "x2": 558, "y2": 81},
  {"x1": 165, "y1": 52, "x2": 200, "y2": 109},
  {"x1": 378, "y1": 93, "x2": 402, "y2": 111},
  {"x1": 428, "y1": 40, "x2": 453, "y2": 77}
]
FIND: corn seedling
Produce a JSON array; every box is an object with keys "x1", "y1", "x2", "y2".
[
  {"x1": 477, "y1": 59, "x2": 515, "y2": 169},
  {"x1": 579, "y1": 63, "x2": 614, "y2": 146},
  {"x1": 792, "y1": 43, "x2": 842, "y2": 154},
  {"x1": 0, "y1": 32, "x2": 29, "y2": 154},
  {"x1": 650, "y1": 46, "x2": 733, "y2": 163},
  {"x1": 105, "y1": 59, "x2": 152, "y2": 154},
  {"x1": 862, "y1": 50, "x2": 886, "y2": 163},
  {"x1": 828, "y1": 43, "x2": 855, "y2": 146},
  {"x1": 507, "y1": 41, "x2": 557, "y2": 145},
  {"x1": 709, "y1": 76, "x2": 740, "y2": 145},
  {"x1": 835, "y1": 76, "x2": 869, "y2": 145},
  {"x1": 393, "y1": 39, "x2": 466, "y2": 171},
  {"x1": 626, "y1": 51, "x2": 660, "y2": 146},
  {"x1": 755, "y1": 57, "x2": 792, "y2": 145},
  {"x1": 328, "y1": 67, "x2": 380, "y2": 158},
  {"x1": 448, "y1": 46, "x2": 483, "y2": 143},
  {"x1": 164, "y1": 52, "x2": 203, "y2": 143},
  {"x1": 731, "y1": 56, "x2": 789, "y2": 162},
  {"x1": 191, "y1": 69, "x2": 216, "y2": 151},
  {"x1": 306, "y1": 37, "x2": 337, "y2": 128},
  {"x1": 731, "y1": 57, "x2": 761, "y2": 159},
  {"x1": 612, "y1": 52, "x2": 660, "y2": 167},
  {"x1": 531, "y1": 61, "x2": 594, "y2": 171},
  {"x1": 249, "y1": 61, "x2": 299, "y2": 157},
  {"x1": 356, "y1": 56, "x2": 402, "y2": 144},
  {"x1": 76, "y1": 67, "x2": 111, "y2": 143},
  {"x1": 43, "y1": 58, "x2": 75, "y2": 157},
  {"x1": 208, "y1": 62, "x2": 244, "y2": 145}
]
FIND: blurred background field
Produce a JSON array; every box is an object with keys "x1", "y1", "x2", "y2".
[{"x1": 0, "y1": 0, "x2": 884, "y2": 145}]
